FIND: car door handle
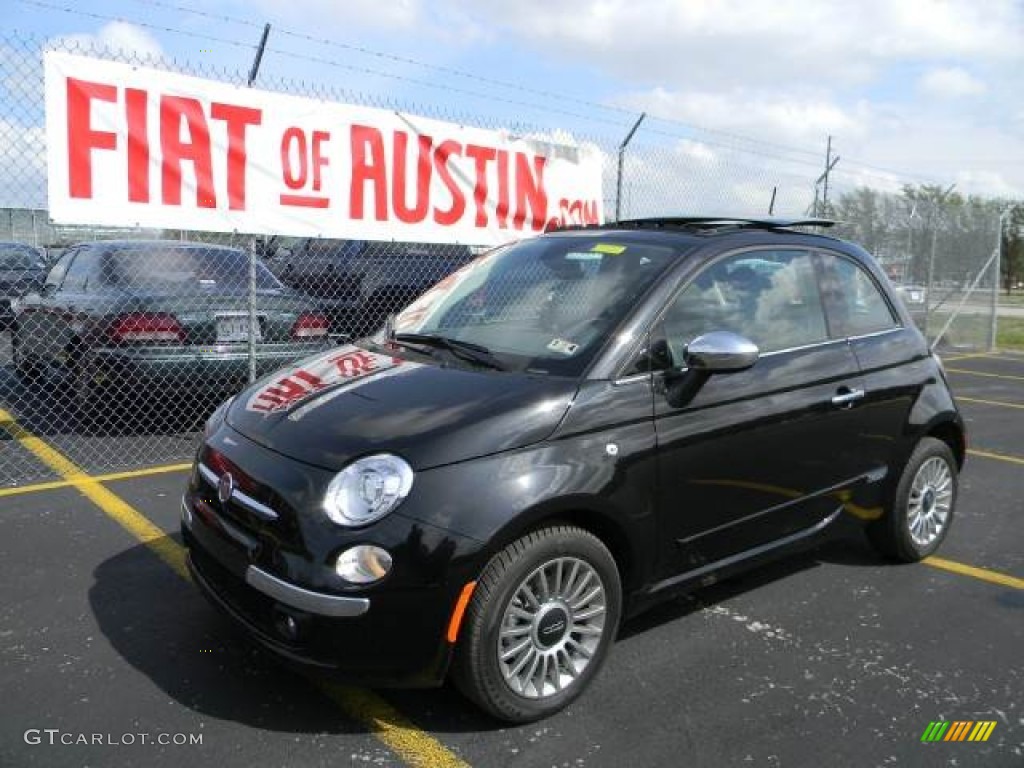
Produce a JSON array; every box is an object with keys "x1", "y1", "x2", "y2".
[{"x1": 831, "y1": 388, "x2": 865, "y2": 407}]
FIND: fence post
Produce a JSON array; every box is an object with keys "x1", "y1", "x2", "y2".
[
  {"x1": 989, "y1": 209, "x2": 1007, "y2": 351},
  {"x1": 245, "y1": 23, "x2": 272, "y2": 382},
  {"x1": 922, "y1": 185, "x2": 956, "y2": 342},
  {"x1": 615, "y1": 113, "x2": 645, "y2": 222}
]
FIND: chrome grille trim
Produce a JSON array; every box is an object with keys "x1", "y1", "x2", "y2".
[{"x1": 197, "y1": 461, "x2": 279, "y2": 521}]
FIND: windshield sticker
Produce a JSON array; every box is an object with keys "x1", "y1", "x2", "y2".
[
  {"x1": 591, "y1": 243, "x2": 626, "y2": 255},
  {"x1": 565, "y1": 251, "x2": 603, "y2": 261},
  {"x1": 245, "y1": 347, "x2": 403, "y2": 414},
  {"x1": 547, "y1": 338, "x2": 580, "y2": 356}
]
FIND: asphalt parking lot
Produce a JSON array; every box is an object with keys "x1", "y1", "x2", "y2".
[{"x1": 1, "y1": 349, "x2": 1022, "y2": 767}]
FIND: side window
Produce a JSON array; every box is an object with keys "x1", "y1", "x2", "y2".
[
  {"x1": 43, "y1": 250, "x2": 75, "y2": 292},
  {"x1": 818, "y1": 253, "x2": 899, "y2": 338},
  {"x1": 61, "y1": 249, "x2": 99, "y2": 293},
  {"x1": 661, "y1": 249, "x2": 828, "y2": 361}
]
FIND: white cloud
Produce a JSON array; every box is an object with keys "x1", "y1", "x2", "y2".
[
  {"x1": 449, "y1": 0, "x2": 1024, "y2": 90},
  {"x1": 919, "y1": 67, "x2": 987, "y2": 98},
  {"x1": 617, "y1": 87, "x2": 866, "y2": 148},
  {"x1": 0, "y1": 118, "x2": 46, "y2": 208},
  {"x1": 53, "y1": 21, "x2": 164, "y2": 61},
  {"x1": 253, "y1": 0, "x2": 425, "y2": 32}
]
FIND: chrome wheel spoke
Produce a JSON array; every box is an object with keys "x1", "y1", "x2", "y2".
[
  {"x1": 572, "y1": 604, "x2": 605, "y2": 622},
  {"x1": 566, "y1": 570, "x2": 593, "y2": 606},
  {"x1": 501, "y1": 637, "x2": 532, "y2": 662},
  {"x1": 572, "y1": 585, "x2": 603, "y2": 611},
  {"x1": 507, "y1": 646, "x2": 536, "y2": 681},
  {"x1": 537, "y1": 567, "x2": 551, "y2": 601},
  {"x1": 500, "y1": 623, "x2": 532, "y2": 640},
  {"x1": 556, "y1": 648, "x2": 576, "y2": 680},
  {"x1": 566, "y1": 637, "x2": 594, "y2": 659},
  {"x1": 507, "y1": 605, "x2": 535, "y2": 622}
]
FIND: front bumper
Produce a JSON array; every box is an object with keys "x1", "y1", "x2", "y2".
[{"x1": 181, "y1": 428, "x2": 485, "y2": 687}]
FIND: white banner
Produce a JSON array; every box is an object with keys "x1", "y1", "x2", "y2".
[{"x1": 44, "y1": 52, "x2": 604, "y2": 245}]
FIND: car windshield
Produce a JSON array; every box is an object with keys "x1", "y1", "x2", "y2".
[
  {"x1": 108, "y1": 245, "x2": 283, "y2": 292},
  {"x1": 389, "y1": 236, "x2": 683, "y2": 376},
  {"x1": 0, "y1": 245, "x2": 43, "y2": 270}
]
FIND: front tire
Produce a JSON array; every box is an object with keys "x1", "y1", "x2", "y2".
[
  {"x1": 867, "y1": 437, "x2": 958, "y2": 562},
  {"x1": 452, "y1": 525, "x2": 621, "y2": 723}
]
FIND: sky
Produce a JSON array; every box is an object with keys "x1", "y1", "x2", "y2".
[{"x1": 4, "y1": 0, "x2": 1024, "y2": 217}]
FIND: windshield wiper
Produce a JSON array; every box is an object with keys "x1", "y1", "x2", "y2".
[{"x1": 392, "y1": 332, "x2": 506, "y2": 371}]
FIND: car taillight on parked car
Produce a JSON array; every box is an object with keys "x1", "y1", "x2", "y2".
[
  {"x1": 109, "y1": 312, "x2": 185, "y2": 344},
  {"x1": 291, "y1": 312, "x2": 330, "y2": 339}
]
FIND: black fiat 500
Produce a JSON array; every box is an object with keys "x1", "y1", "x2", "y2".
[{"x1": 183, "y1": 218, "x2": 964, "y2": 722}]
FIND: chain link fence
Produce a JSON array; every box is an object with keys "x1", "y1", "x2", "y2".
[{"x1": 0, "y1": 31, "x2": 1003, "y2": 485}]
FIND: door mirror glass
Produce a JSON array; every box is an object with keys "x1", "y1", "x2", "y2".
[{"x1": 683, "y1": 331, "x2": 759, "y2": 373}]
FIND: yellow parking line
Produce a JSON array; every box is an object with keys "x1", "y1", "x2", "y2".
[
  {"x1": 945, "y1": 368, "x2": 1024, "y2": 381},
  {"x1": 967, "y1": 448, "x2": 1024, "y2": 466},
  {"x1": 325, "y1": 686, "x2": 470, "y2": 768},
  {"x1": 0, "y1": 408, "x2": 188, "y2": 579},
  {"x1": 0, "y1": 407, "x2": 470, "y2": 768},
  {"x1": 924, "y1": 556, "x2": 1024, "y2": 591},
  {"x1": 957, "y1": 396, "x2": 1024, "y2": 410},
  {"x1": 0, "y1": 463, "x2": 192, "y2": 499}
]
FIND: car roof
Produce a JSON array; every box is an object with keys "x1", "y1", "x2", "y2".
[
  {"x1": 544, "y1": 216, "x2": 856, "y2": 256},
  {"x1": 75, "y1": 239, "x2": 244, "y2": 253}
]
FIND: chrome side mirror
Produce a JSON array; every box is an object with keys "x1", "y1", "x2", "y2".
[{"x1": 683, "y1": 331, "x2": 759, "y2": 373}]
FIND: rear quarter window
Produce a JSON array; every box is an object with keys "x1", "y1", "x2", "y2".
[{"x1": 818, "y1": 253, "x2": 899, "y2": 338}]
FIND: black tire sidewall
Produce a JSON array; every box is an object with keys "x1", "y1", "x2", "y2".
[{"x1": 456, "y1": 525, "x2": 622, "y2": 722}]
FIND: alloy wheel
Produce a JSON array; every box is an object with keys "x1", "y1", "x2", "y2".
[
  {"x1": 906, "y1": 456, "x2": 954, "y2": 548},
  {"x1": 497, "y1": 556, "x2": 607, "y2": 700}
]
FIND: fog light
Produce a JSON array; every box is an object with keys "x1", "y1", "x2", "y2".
[{"x1": 336, "y1": 545, "x2": 393, "y2": 584}]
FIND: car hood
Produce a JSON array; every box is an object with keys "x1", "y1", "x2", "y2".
[{"x1": 225, "y1": 344, "x2": 578, "y2": 471}]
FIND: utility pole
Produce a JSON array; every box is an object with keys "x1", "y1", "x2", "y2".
[{"x1": 815, "y1": 136, "x2": 839, "y2": 218}]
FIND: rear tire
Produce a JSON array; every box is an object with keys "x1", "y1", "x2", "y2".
[
  {"x1": 452, "y1": 525, "x2": 621, "y2": 723},
  {"x1": 867, "y1": 437, "x2": 958, "y2": 562}
]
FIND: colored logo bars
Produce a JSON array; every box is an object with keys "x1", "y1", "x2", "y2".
[{"x1": 921, "y1": 721, "x2": 997, "y2": 743}]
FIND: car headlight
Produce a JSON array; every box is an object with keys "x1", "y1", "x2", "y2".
[{"x1": 324, "y1": 454, "x2": 414, "y2": 527}]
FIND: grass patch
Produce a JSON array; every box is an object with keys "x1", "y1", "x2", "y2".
[
  {"x1": 998, "y1": 292, "x2": 1024, "y2": 306},
  {"x1": 997, "y1": 317, "x2": 1024, "y2": 350}
]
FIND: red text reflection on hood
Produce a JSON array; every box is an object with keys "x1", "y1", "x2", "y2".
[{"x1": 245, "y1": 346, "x2": 403, "y2": 414}]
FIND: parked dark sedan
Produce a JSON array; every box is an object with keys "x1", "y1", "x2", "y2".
[
  {"x1": 270, "y1": 237, "x2": 475, "y2": 338},
  {"x1": 0, "y1": 241, "x2": 47, "y2": 328},
  {"x1": 182, "y1": 218, "x2": 964, "y2": 722},
  {"x1": 12, "y1": 241, "x2": 332, "y2": 416}
]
